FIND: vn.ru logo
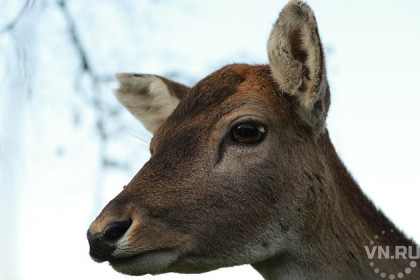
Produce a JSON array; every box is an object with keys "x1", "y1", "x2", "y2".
[{"x1": 364, "y1": 229, "x2": 419, "y2": 279}]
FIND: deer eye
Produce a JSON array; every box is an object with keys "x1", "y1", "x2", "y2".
[{"x1": 230, "y1": 121, "x2": 267, "y2": 144}]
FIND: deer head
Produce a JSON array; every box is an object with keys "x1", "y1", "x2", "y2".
[{"x1": 87, "y1": 1, "x2": 417, "y2": 279}]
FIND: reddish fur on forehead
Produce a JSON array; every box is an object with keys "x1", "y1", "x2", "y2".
[
  {"x1": 230, "y1": 64, "x2": 273, "y2": 86},
  {"x1": 230, "y1": 63, "x2": 252, "y2": 77},
  {"x1": 230, "y1": 64, "x2": 281, "y2": 105}
]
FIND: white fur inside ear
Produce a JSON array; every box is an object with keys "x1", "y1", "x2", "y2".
[
  {"x1": 114, "y1": 73, "x2": 180, "y2": 134},
  {"x1": 267, "y1": 0, "x2": 325, "y2": 110}
]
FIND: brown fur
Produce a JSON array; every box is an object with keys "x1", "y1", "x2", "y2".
[{"x1": 88, "y1": 1, "x2": 418, "y2": 279}]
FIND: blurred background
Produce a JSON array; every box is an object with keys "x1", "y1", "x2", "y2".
[{"x1": 0, "y1": 0, "x2": 419, "y2": 279}]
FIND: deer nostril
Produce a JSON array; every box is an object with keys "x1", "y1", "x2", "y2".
[{"x1": 103, "y1": 219, "x2": 132, "y2": 242}]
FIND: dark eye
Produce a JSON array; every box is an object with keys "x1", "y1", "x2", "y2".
[{"x1": 230, "y1": 121, "x2": 267, "y2": 144}]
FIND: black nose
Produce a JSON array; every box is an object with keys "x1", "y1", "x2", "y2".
[
  {"x1": 87, "y1": 219, "x2": 132, "y2": 262},
  {"x1": 103, "y1": 219, "x2": 132, "y2": 241}
]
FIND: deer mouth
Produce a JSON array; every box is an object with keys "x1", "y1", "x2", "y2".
[{"x1": 108, "y1": 248, "x2": 181, "y2": 276}]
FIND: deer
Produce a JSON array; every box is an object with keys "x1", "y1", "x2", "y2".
[{"x1": 87, "y1": 1, "x2": 419, "y2": 279}]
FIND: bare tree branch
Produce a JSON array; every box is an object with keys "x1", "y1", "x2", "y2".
[
  {"x1": 0, "y1": 0, "x2": 32, "y2": 34},
  {"x1": 57, "y1": 0, "x2": 98, "y2": 80},
  {"x1": 56, "y1": 0, "x2": 129, "y2": 213}
]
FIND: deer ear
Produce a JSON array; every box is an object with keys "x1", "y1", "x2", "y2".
[
  {"x1": 268, "y1": 0, "x2": 330, "y2": 133},
  {"x1": 114, "y1": 73, "x2": 190, "y2": 134}
]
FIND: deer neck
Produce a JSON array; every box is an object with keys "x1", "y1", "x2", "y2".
[{"x1": 252, "y1": 131, "x2": 417, "y2": 280}]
